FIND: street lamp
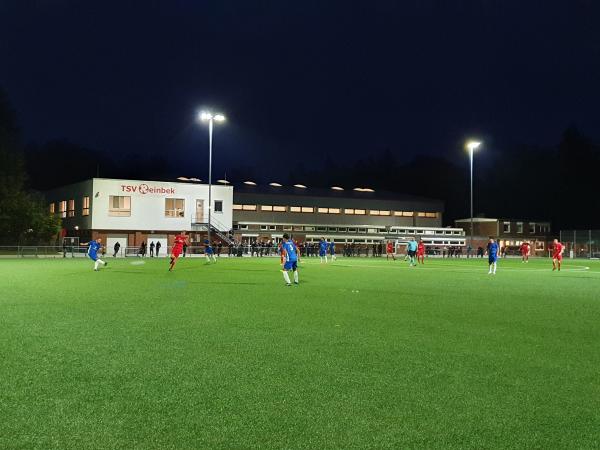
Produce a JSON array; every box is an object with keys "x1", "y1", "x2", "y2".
[
  {"x1": 466, "y1": 140, "x2": 481, "y2": 254},
  {"x1": 199, "y1": 111, "x2": 226, "y2": 244}
]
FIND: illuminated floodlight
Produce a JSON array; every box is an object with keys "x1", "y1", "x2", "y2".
[
  {"x1": 214, "y1": 114, "x2": 226, "y2": 122},
  {"x1": 177, "y1": 177, "x2": 190, "y2": 181},
  {"x1": 244, "y1": 181, "x2": 257, "y2": 186},
  {"x1": 293, "y1": 184, "x2": 307, "y2": 189},
  {"x1": 353, "y1": 187, "x2": 375, "y2": 192},
  {"x1": 217, "y1": 179, "x2": 230, "y2": 184},
  {"x1": 269, "y1": 182, "x2": 283, "y2": 187},
  {"x1": 466, "y1": 140, "x2": 481, "y2": 152},
  {"x1": 331, "y1": 186, "x2": 344, "y2": 191},
  {"x1": 189, "y1": 177, "x2": 201, "y2": 182},
  {"x1": 199, "y1": 112, "x2": 212, "y2": 121}
]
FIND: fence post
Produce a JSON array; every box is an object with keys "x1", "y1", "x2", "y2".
[{"x1": 590, "y1": 229, "x2": 592, "y2": 259}]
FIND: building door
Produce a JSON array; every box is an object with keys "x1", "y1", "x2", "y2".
[{"x1": 195, "y1": 200, "x2": 204, "y2": 223}]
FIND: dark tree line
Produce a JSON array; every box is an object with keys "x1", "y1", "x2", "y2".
[{"x1": 0, "y1": 88, "x2": 61, "y2": 244}]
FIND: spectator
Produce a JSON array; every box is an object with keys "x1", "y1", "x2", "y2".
[{"x1": 113, "y1": 241, "x2": 120, "y2": 257}]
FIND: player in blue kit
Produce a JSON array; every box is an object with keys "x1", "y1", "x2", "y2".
[
  {"x1": 319, "y1": 237, "x2": 329, "y2": 263},
  {"x1": 280, "y1": 233, "x2": 299, "y2": 286},
  {"x1": 81, "y1": 238, "x2": 107, "y2": 271},
  {"x1": 486, "y1": 237, "x2": 499, "y2": 275},
  {"x1": 204, "y1": 240, "x2": 217, "y2": 263},
  {"x1": 328, "y1": 240, "x2": 336, "y2": 261}
]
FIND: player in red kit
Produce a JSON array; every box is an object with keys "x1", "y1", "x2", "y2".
[
  {"x1": 169, "y1": 231, "x2": 188, "y2": 271},
  {"x1": 417, "y1": 239, "x2": 425, "y2": 265},
  {"x1": 520, "y1": 241, "x2": 531, "y2": 263},
  {"x1": 552, "y1": 238, "x2": 564, "y2": 271},
  {"x1": 386, "y1": 241, "x2": 395, "y2": 261}
]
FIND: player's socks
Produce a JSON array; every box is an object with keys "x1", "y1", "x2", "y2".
[
  {"x1": 293, "y1": 271, "x2": 299, "y2": 284},
  {"x1": 283, "y1": 271, "x2": 291, "y2": 285}
]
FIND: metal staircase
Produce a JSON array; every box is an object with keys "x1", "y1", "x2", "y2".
[{"x1": 191, "y1": 215, "x2": 234, "y2": 245}]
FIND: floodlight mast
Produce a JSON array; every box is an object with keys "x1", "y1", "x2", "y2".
[
  {"x1": 466, "y1": 140, "x2": 482, "y2": 252},
  {"x1": 199, "y1": 111, "x2": 226, "y2": 244}
]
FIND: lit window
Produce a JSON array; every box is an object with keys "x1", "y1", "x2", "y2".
[
  {"x1": 165, "y1": 198, "x2": 185, "y2": 218},
  {"x1": 233, "y1": 204, "x2": 243, "y2": 210},
  {"x1": 242, "y1": 204, "x2": 257, "y2": 211},
  {"x1": 379, "y1": 210, "x2": 390, "y2": 216},
  {"x1": 109, "y1": 196, "x2": 131, "y2": 217},
  {"x1": 318, "y1": 207, "x2": 328, "y2": 213},
  {"x1": 214, "y1": 200, "x2": 223, "y2": 213},
  {"x1": 49, "y1": 203, "x2": 55, "y2": 214},
  {"x1": 67, "y1": 199, "x2": 75, "y2": 217},
  {"x1": 535, "y1": 241, "x2": 545, "y2": 250},
  {"x1": 59, "y1": 200, "x2": 67, "y2": 218},
  {"x1": 290, "y1": 206, "x2": 301, "y2": 213},
  {"x1": 503, "y1": 221, "x2": 511, "y2": 233},
  {"x1": 425, "y1": 212, "x2": 437, "y2": 218},
  {"x1": 328, "y1": 208, "x2": 340, "y2": 214},
  {"x1": 82, "y1": 196, "x2": 90, "y2": 216},
  {"x1": 354, "y1": 209, "x2": 366, "y2": 215},
  {"x1": 417, "y1": 212, "x2": 427, "y2": 218},
  {"x1": 301, "y1": 207, "x2": 314, "y2": 213},
  {"x1": 261, "y1": 205, "x2": 273, "y2": 211},
  {"x1": 273, "y1": 206, "x2": 286, "y2": 212},
  {"x1": 283, "y1": 225, "x2": 293, "y2": 231},
  {"x1": 345, "y1": 209, "x2": 355, "y2": 215},
  {"x1": 517, "y1": 222, "x2": 523, "y2": 233},
  {"x1": 403, "y1": 212, "x2": 414, "y2": 217},
  {"x1": 370, "y1": 210, "x2": 380, "y2": 216}
]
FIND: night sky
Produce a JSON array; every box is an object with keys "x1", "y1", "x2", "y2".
[{"x1": 1, "y1": 1, "x2": 600, "y2": 180}]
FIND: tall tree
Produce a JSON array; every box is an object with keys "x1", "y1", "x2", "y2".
[{"x1": 0, "y1": 87, "x2": 61, "y2": 244}]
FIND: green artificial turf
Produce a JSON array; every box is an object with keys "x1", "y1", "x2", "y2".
[{"x1": 1, "y1": 256, "x2": 599, "y2": 449}]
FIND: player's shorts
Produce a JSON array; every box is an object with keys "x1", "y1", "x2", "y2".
[
  {"x1": 319, "y1": 251, "x2": 326, "y2": 257},
  {"x1": 553, "y1": 254, "x2": 563, "y2": 261},
  {"x1": 488, "y1": 255, "x2": 498, "y2": 264},
  {"x1": 206, "y1": 247, "x2": 214, "y2": 255},
  {"x1": 329, "y1": 250, "x2": 335, "y2": 255},
  {"x1": 172, "y1": 248, "x2": 182, "y2": 258},
  {"x1": 417, "y1": 251, "x2": 424, "y2": 256},
  {"x1": 408, "y1": 250, "x2": 416, "y2": 257},
  {"x1": 88, "y1": 253, "x2": 98, "y2": 261},
  {"x1": 386, "y1": 249, "x2": 393, "y2": 254},
  {"x1": 283, "y1": 260, "x2": 298, "y2": 271}
]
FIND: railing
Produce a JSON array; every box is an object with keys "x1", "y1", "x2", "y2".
[{"x1": 191, "y1": 215, "x2": 235, "y2": 245}]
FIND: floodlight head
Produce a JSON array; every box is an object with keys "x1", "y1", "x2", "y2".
[
  {"x1": 214, "y1": 114, "x2": 226, "y2": 122},
  {"x1": 217, "y1": 179, "x2": 230, "y2": 184},
  {"x1": 199, "y1": 111, "x2": 212, "y2": 121},
  {"x1": 466, "y1": 140, "x2": 482, "y2": 152},
  {"x1": 244, "y1": 181, "x2": 257, "y2": 186},
  {"x1": 269, "y1": 182, "x2": 283, "y2": 187},
  {"x1": 293, "y1": 184, "x2": 307, "y2": 189},
  {"x1": 331, "y1": 186, "x2": 344, "y2": 191},
  {"x1": 177, "y1": 177, "x2": 190, "y2": 181}
]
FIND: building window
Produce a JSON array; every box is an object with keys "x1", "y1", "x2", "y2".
[
  {"x1": 214, "y1": 200, "x2": 223, "y2": 213},
  {"x1": 67, "y1": 199, "x2": 75, "y2": 217},
  {"x1": 370, "y1": 210, "x2": 380, "y2": 216},
  {"x1": 417, "y1": 212, "x2": 427, "y2": 218},
  {"x1": 301, "y1": 207, "x2": 314, "y2": 213},
  {"x1": 304, "y1": 226, "x2": 315, "y2": 231},
  {"x1": 242, "y1": 204, "x2": 257, "y2": 211},
  {"x1": 59, "y1": 200, "x2": 67, "y2": 218},
  {"x1": 354, "y1": 209, "x2": 366, "y2": 215},
  {"x1": 535, "y1": 241, "x2": 545, "y2": 250},
  {"x1": 109, "y1": 195, "x2": 131, "y2": 217},
  {"x1": 529, "y1": 223, "x2": 536, "y2": 233},
  {"x1": 517, "y1": 222, "x2": 523, "y2": 233},
  {"x1": 165, "y1": 198, "x2": 185, "y2": 217},
  {"x1": 345, "y1": 209, "x2": 355, "y2": 215},
  {"x1": 269, "y1": 225, "x2": 277, "y2": 230},
  {"x1": 261, "y1": 205, "x2": 273, "y2": 211},
  {"x1": 260, "y1": 225, "x2": 268, "y2": 230},
  {"x1": 328, "y1": 208, "x2": 340, "y2": 214},
  {"x1": 49, "y1": 203, "x2": 55, "y2": 214},
  {"x1": 82, "y1": 196, "x2": 90, "y2": 216},
  {"x1": 425, "y1": 212, "x2": 437, "y2": 218},
  {"x1": 233, "y1": 204, "x2": 242, "y2": 210},
  {"x1": 290, "y1": 206, "x2": 301, "y2": 213},
  {"x1": 503, "y1": 221, "x2": 511, "y2": 233},
  {"x1": 395, "y1": 211, "x2": 414, "y2": 217},
  {"x1": 283, "y1": 225, "x2": 293, "y2": 231},
  {"x1": 273, "y1": 206, "x2": 286, "y2": 212},
  {"x1": 370, "y1": 210, "x2": 391, "y2": 216}
]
